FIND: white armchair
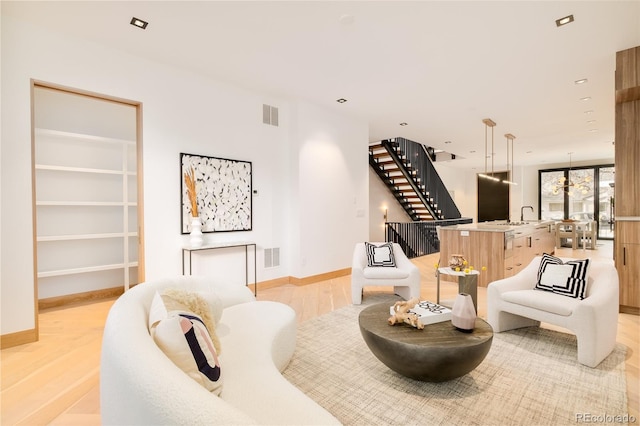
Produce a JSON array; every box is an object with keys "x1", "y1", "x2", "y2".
[
  {"x1": 351, "y1": 242, "x2": 421, "y2": 305},
  {"x1": 487, "y1": 256, "x2": 619, "y2": 368}
]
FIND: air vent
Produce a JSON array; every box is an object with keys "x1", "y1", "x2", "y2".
[
  {"x1": 264, "y1": 247, "x2": 280, "y2": 268},
  {"x1": 262, "y1": 104, "x2": 279, "y2": 127}
]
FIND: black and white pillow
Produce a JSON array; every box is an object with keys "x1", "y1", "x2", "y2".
[
  {"x1": 535, "y1": 253, "x2": 590, "y2": 299},
  {"x1": 365, "y1": 242, "x2": 396, "y2": 267}
]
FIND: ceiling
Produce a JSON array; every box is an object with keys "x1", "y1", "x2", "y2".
[{"x1": 4, "y1": 1, "x2": 640, "y2": 171}]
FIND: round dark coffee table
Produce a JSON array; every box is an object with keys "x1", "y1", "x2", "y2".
[{"x1": 358, "y1": 302, "x2": 493, "y2": 382}]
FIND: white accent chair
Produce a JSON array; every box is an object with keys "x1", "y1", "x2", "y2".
[
  {"x1": 351, "y1": 242, "x2": 421, "y2": 304},
  {"x1": 487, "y1": 256, "x2": 619, "y2": 368}
]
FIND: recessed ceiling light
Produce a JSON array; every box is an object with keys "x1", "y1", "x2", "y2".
[
  {"x1": 444, "y1": 140, "x2": 451, "y2": 144},
  {"x1": 336, "y1": 98, "x2": 347, "y2": 103},
  {"x1": 399, "y1": 122, "x2": 408, "y2": 126},
  {"x1": 575, "y1": 78, "x2": 588, "y2": 85},
  {"x1": 589, "y1": 129, "x2": 598, "y2": 132},
  {"x1": 584, "y1": 110, "x2": 594, "y2": 114},
  {"x1": 555, "y1": 14, "x2": 574, "y2": 27},
  {"x1": 586, "y1": 120, "x2": 596, "y2": 124},
  {"x1": 580, "y1": 96, "x2": 592, "y2": 101},
  {"x1": 130, "y1": 17, "x2": 149, "y2": 29}
]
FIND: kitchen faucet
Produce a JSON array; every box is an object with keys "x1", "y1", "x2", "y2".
[{"x1": 521, "y1": 205, "x2": 534, "y2": 222}]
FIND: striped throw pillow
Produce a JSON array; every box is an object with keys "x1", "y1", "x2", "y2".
[
  {"x1": 535, "y1": 254, "x2": 590, "y2": 299},
  {"x1": 365, "y1": 242, "x2": 396, "y2": 267}
]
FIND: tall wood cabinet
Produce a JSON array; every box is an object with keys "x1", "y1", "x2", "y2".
[
  {"x1": 614, "y1": 46, "x2": 640, "y2": 314},
  {"x1": 33, "y1": 84, "x2": 143, "y2": 304}
]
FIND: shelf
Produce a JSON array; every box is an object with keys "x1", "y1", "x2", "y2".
[
  {"x1": 38, "y1": 262, "x2": 139, "y2": 278},
  {"x1": 35, "y1": 164, "x2": 136, "y2": 176},
  {"x1": 33, "y1": 88, "x2": 141, "y2": 300},
  {"x1": 35, "y1": 128, "x2": 135, "y2": 146},
  {"x1": 37, "y1": 232, "x2": 138, "y2": 242},
  {"x1": 36, "y1": 201, "x2": 138, "y2": 207}
]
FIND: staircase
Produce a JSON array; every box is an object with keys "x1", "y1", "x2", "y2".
[
  {"x1": 370, "y1": 138, "x2": 461, "y2": 221},
  {"x1": 370, "y1": 137, "x2": 468, "y2": 258}
]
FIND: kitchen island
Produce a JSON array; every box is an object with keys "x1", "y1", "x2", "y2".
[{"x1": 438, "y1": 221, "x2": 555, "y2": 287}]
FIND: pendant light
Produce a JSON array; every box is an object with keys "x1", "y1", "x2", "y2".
[
  {"x1": 479, "y1": 118, "x2": 500, "y2": 181},
  {"x1": 503, "y1": 133, "x2": 518, "y2": 185}
]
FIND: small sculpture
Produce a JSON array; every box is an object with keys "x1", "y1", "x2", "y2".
[
  {"x1": 388, "y1": 297, "x2": 424, "y2": 330},
  {"x1": 449, "y1": 254, "x2": 467, "y2": 269}
]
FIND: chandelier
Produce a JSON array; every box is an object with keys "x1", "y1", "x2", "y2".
[{"x1": 552, "y1": 152, "x2": 592, "y2": 195}]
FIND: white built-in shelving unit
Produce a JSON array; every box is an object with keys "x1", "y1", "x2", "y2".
[{"x1": 33, "y1": 87, "x2": 141, "y2": 300}]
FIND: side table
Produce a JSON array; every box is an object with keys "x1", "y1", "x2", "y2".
[{"x1": 437, "y1": 267, "x2": 479, "y2": 312}]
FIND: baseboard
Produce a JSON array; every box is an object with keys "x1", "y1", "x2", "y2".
[
  {"x1": 289, "y1": 268, "x2": 352, "y2": 286},
  {"x1": 35, "y1": 269, "x2": 351, "y2": 309},
  {"x1": 38, "y1": 286, "x2": 125, "y2": 311},
  {"x1": 250, "y1": 276, "x2": 291, "y2": 293},
  {"x1": 1, "y1": 328, "x2": 38, "y2": 349},
  {"x1": 620, "y1": 305, "x2": 640, "y2": 315}
]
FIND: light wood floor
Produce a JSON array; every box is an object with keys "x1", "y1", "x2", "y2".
[{"x1": 1, "y1": 242, "x2": 637, "y2": 425}]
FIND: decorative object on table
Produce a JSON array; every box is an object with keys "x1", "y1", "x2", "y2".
[
  {"x1": 448, "y1": 254, "x2": 467, "y2": 270},
  {"x1": 407, "y1": 300, "x2": 452, "y2": 325},
  {"x1": 180, "y1": 152, "x2": 252, "y2": 234},
  {"x1": 189, "y1": 216, "x2": 203, "y2": 247},
  {"x1": 451, "y1": 293, "x2": 476, "y2": 332},
  {"x1": 387, "y1": 298, "x2": 424, "y2": 329},
  {"x1": 183, "y1": 166, "x2": 203, "y2": 247}
]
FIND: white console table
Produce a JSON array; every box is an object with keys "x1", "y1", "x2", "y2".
[{"x1": 182, "y1": 241, "x2": 257, "y2": 296}]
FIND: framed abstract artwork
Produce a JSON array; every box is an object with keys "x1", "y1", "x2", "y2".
[{"x1": 180, "y1": 152, "x2": 252, "y2": 233}]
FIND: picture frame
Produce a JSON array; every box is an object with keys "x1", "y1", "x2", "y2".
[{"x1": 180, "y1": 152, "x2": 252, "y2": 233}]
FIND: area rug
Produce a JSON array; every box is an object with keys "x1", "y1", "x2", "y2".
[{"x1": 283, "y1": 295, "x2": 628, "y2": 426}]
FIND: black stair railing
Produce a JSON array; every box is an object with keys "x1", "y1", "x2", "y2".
[
  {"x1": 380, "y1": 140, "x2": 439, "y2": 220},
  {"x1": 389, "y1": 137, "x2": 462, "y2": 220},
  {"x1": 386, "y1": 218, "x2": 473, "y2": 259},
  {"x1": 369, "y1": 143, "x2": 423, "y2": 221}
]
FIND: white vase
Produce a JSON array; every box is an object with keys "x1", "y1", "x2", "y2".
[
  {"x1": 190, "y1": 216, "x2": 203, "y2": 247},
  {"x1": 451, "y1": 293, "x2": 476, "y2": 332}
]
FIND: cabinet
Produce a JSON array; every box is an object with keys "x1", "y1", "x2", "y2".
[
  {"x1": 614, "y1": 46, "x2": 640, "y2": 314},
  {"x1": 615, "y1": 222, "x2": 640, "y2": 312},
  {"x1": 531, "y1": 224, "x2": 555, "y2": 257}
]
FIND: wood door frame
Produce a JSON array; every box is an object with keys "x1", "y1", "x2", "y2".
[{"x1": 30, "y1": 80, "x2": 145, "y2": 323}]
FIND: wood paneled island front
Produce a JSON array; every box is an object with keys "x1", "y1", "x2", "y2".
[{"x1": 438, "y1": 221, "x2": 555, "y2": 288}]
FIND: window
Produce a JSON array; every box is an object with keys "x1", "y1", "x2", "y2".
[{"x1": 539, "y1": 164, "x2": 614, "y2": 240}]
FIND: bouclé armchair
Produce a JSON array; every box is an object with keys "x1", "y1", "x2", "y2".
[
  {"x1": 487, "y1": 256, "x2": 619, "y2": 368},
  {"x1": 351, "y1": 242, "x2": 421, "y2": 304}
]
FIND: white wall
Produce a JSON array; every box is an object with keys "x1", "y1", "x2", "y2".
[
  {"x1": 432, "y1": 163, "x2": 476, "y2": 220},
  {"x1": 1, "y1": 14, "x2": 369, "y2": 336},
  {"x1": 293, "y1": 102, "x2": 369, "y2": 277}
]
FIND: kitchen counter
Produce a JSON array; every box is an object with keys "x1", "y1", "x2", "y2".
[
  {"x1": 438, "y1": 221, "x2": 555, "y2": 287},
  {"x1": 443, "y1": 220, "x2": 554, "y2": 233}
]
